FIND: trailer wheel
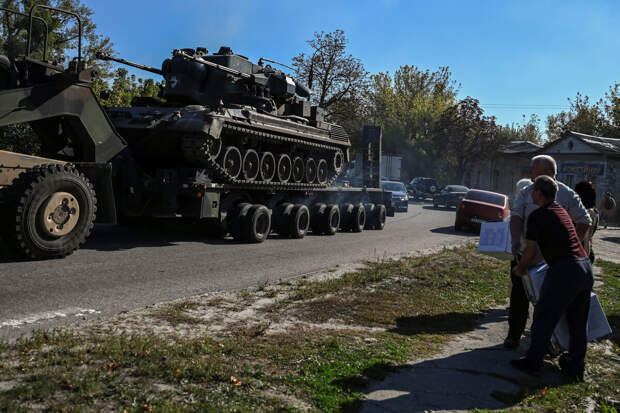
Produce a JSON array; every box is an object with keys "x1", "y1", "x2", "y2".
[
  {"x1": 321, "y1": 204, "x2": 340, "y2": 235},
  {"x1": 2, "y1": 164, "x2": 96, "y2": 259},
  {"x1": 243, "y1": 204, "x2": 271, "y2": 243},
  {"x1": 310, "y1": 203, "x2": 327, "y2": 234},
  {"x1": 288, "y1": 204, "x2": 310, "y2": 239},
  {"x1": 372, "y1": 204, "x2": 387, "y2": 230},
  {"x1": 363, "y1": 203, "x2": 375, "y2": 229},
  {"x1": 228, "y1": 202, "x2": 252, "y2": 241},
  {"x1": 350, "y1": 204, "x2": 366, "y2": 233},
  {"x1": 340, "y1": 203, "x2": 354, "y2": 231}
]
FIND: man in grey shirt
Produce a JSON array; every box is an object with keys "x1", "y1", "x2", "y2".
[{"x1": 504, "y1": 155, "x2": 592, "y2": 349}]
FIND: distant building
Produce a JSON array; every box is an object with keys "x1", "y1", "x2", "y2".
[
  {"x1": 468, "y1": 141, "x2": 541, "y2": 201},
  {"x1": 471, "y1": 131, "x2": 620, "y2": 222}
]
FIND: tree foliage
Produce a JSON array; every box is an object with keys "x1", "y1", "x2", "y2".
[
  {"x1": 292, "y1": 30, "x2": 368, "y2": 112},
  {"x1": 546, "y1": 87, "x2": 620, "y2": 140},
  {"x1": 0, "y1": 0, "x2": 114, "y2": 74},
  {"x1": 497, "y1": 114, "x2": 543, "y2": 144},
  {"x1": 432, "y1": 97, "x2": 506, "y2": 184}
]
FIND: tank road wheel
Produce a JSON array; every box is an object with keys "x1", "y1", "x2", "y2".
[
  {"x1": 1, "y1": 164, "x2": 96, "y2": 259},
  {"x1": 309, "y1": 203, "x2": 327, "y2": 234},
  {"x1": 207, "y1": 138, "x2": 222, "y2": 160},
  {"x1": 221, "y1": 146, "x2": 242, "y2": 179},
  {"x1": 289, "y1": 204, "x2": 310, "y2": 238},
  {"x1": 292, "y1": 157, "x2": 304, "y2": 183},
  {"x1": 242, "y1": 149, "x2": 260, "y2": 181},
  {"x1": 276, "y1": 154, "x2": 292, "y2": 183},
  {"x1": 321, "y1": 204, "x2": 340, "y2": 235},
  {"x1": 333, "y1": 150, "x2": 344, "y2": 174},
  {"x1": 242, "y1": 205, "x2": 271, "y2": 243},
  {"x1": 305, "y1": 158, "x2": 317, "y2": 183},
  {"x1": 260, "y1": 152, "x2": 276, "y2": 182},
  {"x1": 316, "y1": 159, "x2": 328, "y2": 184}
]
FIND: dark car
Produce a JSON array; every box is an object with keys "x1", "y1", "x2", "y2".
[
  {"x1": 433, "y1": 185, "x2": 469, "y2": 208},
  {"x1": 381, "y1": 180, "x2": 409, "y2": 212},
  {"x1": 408, "y1": 177, "x2": 439, "y2": 200},
  {"x1": 455, "y1": 189, "x2": 509, "y2": 232}
]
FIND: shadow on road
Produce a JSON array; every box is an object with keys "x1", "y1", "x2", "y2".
[
  {"x1": 601, "y1": 236, "x2": 620, "y2": 245},
  {"x1": 430, "y1": 225, "x2": 477, "y2": 237},
  {"x1": 422, "y1": 205, "x2": 457, "y2": 211}
]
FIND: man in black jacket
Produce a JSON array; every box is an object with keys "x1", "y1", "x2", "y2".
[{"x1": 511, "y1": 175, "x2": 593, "y2": 381}]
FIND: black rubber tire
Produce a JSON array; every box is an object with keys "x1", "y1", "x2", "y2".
[
  {"x1": 310, "y1": 203, "x2": 327, "y2": 234},
  {"x1": 228, "y1": 202, "x2": 252, "y2": 241},
  {"x1": 272, "y1": 202, "x2": 293, "y2": 236},
  {"x1": 243, "y1": 204, "x2": 271, "y2": 243},
  {"x1": 321, "y1": 204, "x2": 340, "y2": 235},
  {"x1": 1, "y1": 164, "x2": 96, "y2": 259},
  {"x1": 351, "y1": 203, "x2": 366, "y2": 233},
  {"x1": 288, "y1": 204, "x2": 310, "y2": 239},
  {"x1": 340, "y1": 203, "x2": 365, "y2": 232},
  {"x1": 363, "y1": 203, "x2": 375, "y2": 230},
  {"x1": 340, "y1": 203, "x2": 354, "y2": 231},
  {"x1": 373, "y1": 204, "x2": 386, "y2": 230},
  {"x1": 454, "y1": 221, "x2": 463, "y2": 232}
]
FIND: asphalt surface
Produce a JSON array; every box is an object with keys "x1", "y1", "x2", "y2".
[{"x1": 0, "y1": 201, "x2": 473, "y2": 340}]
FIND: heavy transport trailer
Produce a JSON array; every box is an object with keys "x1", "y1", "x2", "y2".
[{"x1": 0, "y1": 5, "x2": 393, "y2": 259}]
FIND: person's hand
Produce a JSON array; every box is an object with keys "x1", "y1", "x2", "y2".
[{"x1": 512, "y1": 242, "x2": 521, "y2": 256}]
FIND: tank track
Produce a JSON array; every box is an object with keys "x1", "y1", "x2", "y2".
[{"x1": 182, "y1": 122, "x2": 345, "y2": 190}]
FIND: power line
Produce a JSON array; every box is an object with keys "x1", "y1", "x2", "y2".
[{"x1": 480, "y1": 103, "x2": 569, "y2": 109}]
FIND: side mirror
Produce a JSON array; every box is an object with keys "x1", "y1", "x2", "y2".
[{"x1": 99, "y1": 89, "x2": 111, "y2": 100}]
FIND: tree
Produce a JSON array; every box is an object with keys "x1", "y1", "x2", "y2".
[
  {"x1": 292, "y1": 30, "x2": 368, "y2": 114},
  {"x1": 366, "y1": 65, "x2": 459, "y2": 179},
  {"x1": 497, "y1": 114, "x2": 543, "y2": 144},
  {"x1": 432, "y1": 97, "x2": 507, "y2": 184},
  {"x1": 546, "y1": 92, "x2": 609, "y2": 141}
]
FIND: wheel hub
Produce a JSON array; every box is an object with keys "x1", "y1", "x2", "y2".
[{"x1": 41, "y1": 192, "x2": 80, "y2": 237}]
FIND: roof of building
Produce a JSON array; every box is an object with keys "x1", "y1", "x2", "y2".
[
  {"x1": 500, "y1": 140, "x2": 543, "y2": 154},
  {"x1": 560, "y1": 131, "x2": 620, "y2": 154}
]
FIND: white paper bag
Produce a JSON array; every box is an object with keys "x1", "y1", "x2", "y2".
[
  {"x1": 521, "y1": 265, "x2": 613, "y2": 349},
  {"x1": 478, "y1": 220, "x2": 512, "y2": 260},
  {"x1": 553, "y1": 293, "x2": 613, "y2": 350}
]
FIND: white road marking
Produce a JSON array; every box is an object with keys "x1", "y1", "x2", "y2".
[{"x1": 0, "y1": 307, "x2": 101, "y2": 328}]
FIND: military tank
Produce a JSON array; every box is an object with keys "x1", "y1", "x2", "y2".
[{"x1": 98, "y1": 47, "x2": 349, "y2": 188}]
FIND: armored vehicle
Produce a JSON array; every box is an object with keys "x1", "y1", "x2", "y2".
[
  {"x1": 0, "y1": 5, "x2": 392, "y2": 260},
  {"x1": 98, "y1": 47, "x2": 349, "y2": 188}
]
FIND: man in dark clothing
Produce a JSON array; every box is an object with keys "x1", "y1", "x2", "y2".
[{"x1": 511, "y1": 175, "x2": 594, "y2": 381}]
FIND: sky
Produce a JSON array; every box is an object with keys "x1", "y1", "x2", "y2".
[{"x1": 81, "y1": 0, "x2": 620, "y2": 131}]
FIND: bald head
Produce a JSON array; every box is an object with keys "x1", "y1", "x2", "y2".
[{"x1": 530, "y1": 155, "x2": 557, "y2": 180}]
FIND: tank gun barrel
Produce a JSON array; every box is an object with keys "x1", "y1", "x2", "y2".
[
  {"x1": 95, "y1": 52, "x2": 163, "y2": 76},
  {"x1": 173, "y1": 49, "x2": 251, "y2": 80}
]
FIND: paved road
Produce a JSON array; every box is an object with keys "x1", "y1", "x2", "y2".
[{"x1": 0, "y1": 202, "x2": 473, "y2": 340}]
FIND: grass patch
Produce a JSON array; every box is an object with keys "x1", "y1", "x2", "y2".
[
  {"x1": 0, "y1": 245, "x2": 525, "y2": 411},
  {"x1": 152, "y1": 301, "x2": 202, "y2": 326}
]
